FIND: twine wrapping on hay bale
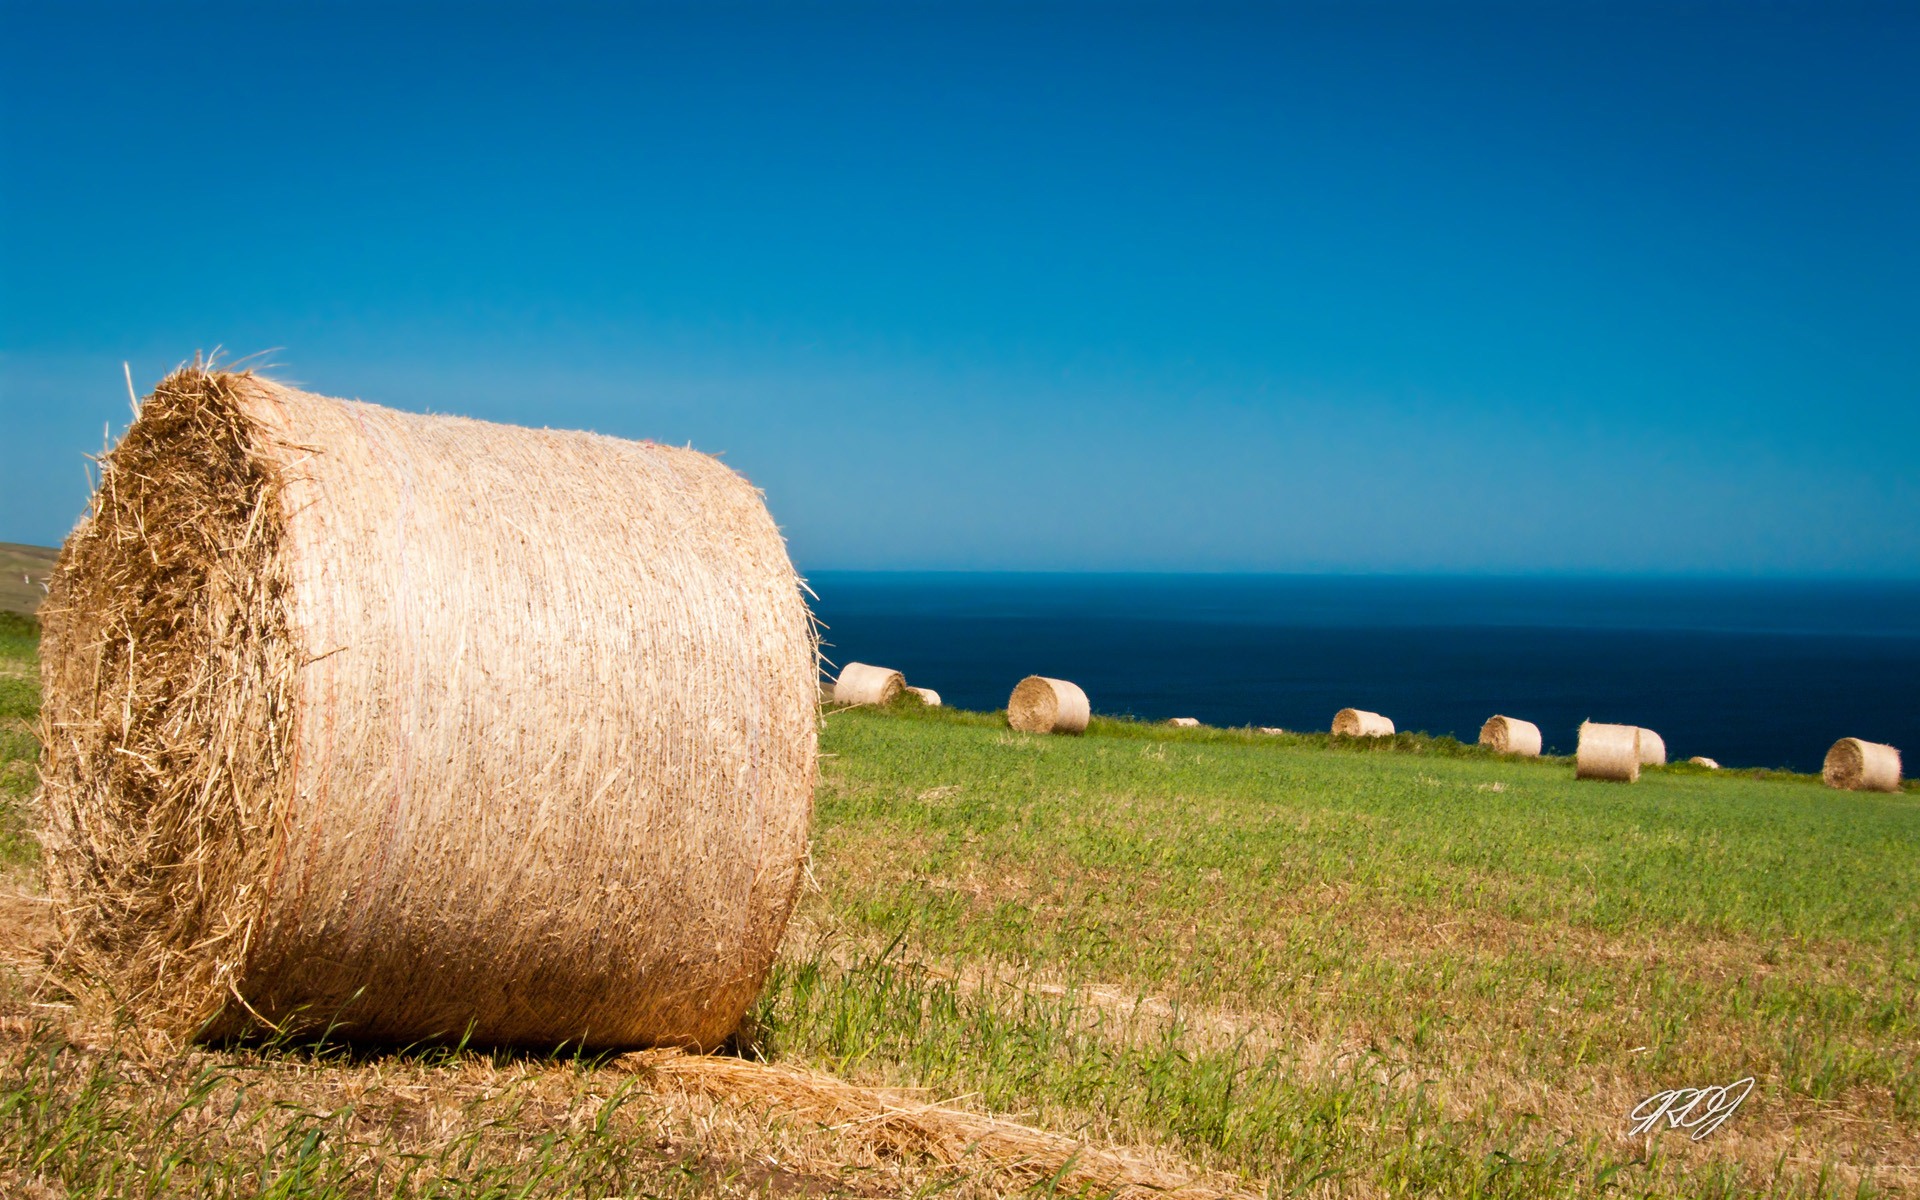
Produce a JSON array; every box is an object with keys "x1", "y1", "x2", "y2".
[
  {"x1": 1331, "y1": 708, "x2": 1394, "y2": 737},
  {"x1": 905, "y1": 686, "x2": 941, "y2": 707},
  {"x1": 1168, "y1": 717, "x2": 1200, "y2": 728},
  {"x1": 38, "y1": 366, "x2": 817, "y2": 1048},
  {"x1": 832, "y1": 662, "x2": 904, "y2": 706},
  {"x1": 1823, "y1": 738, "x2": 1902, "y2": 793},
  {"x1": 1637, "y1": 727, "x2": 1667, "y2": 766},
  {"x1": 1689, "y1": 756, "x2": 1721, "y2": 770},
  {"x1": 1478, "y1": 715, "x2": 1542, "y2": 757},
  {"x1": 1576, "y1": 722, "x2": 1641, "y2": 782},
  {"x1": 1007, "y1": 676, "x2": 1090, "y2": 734}
]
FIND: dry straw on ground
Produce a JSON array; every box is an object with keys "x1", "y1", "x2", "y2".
[
  {"x1": 1331, "y1": 708, "x2": 1394, "y2": 737},
  {"x1": 1006, "y1": 676, "x2": 1090, "y2": 734},
  {"x1": 1823, "y1": 738, "x2": 1902, "y2": 793},
  {"x1": 37, "y1": 365, "x2": 817, "y2": 1048},
  {"x1": 1637, "y1": 727, "x2": 1668, "y2": 766},
  {"x1": 1576, "y1": 722, "x2": 1641, "y2": 782},
  {"x1": 1478, "y1": 715, "x2": 1542, "y2": 757},
  {"x1": 832, "y1": 662, "x2": 904, "y2": 706},
  {"x1": 905, "y1": 686, "x2": 941, "y2": 707},
  {"x1": 622, "y1": 1050, "x2": 1249, "y2": 1200}
]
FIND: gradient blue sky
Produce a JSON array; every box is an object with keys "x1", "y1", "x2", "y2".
[{"x1": 3, "y1": 1, "x2": 1915, "y2": 574}]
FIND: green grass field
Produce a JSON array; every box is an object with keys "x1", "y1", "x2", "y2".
[{"x1": 2, "y1": 621, "x2": 1916, "y2": 1197}]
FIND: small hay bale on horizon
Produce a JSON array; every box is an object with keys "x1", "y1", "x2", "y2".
[
  {"x1": 1823, "y1": 738, "x2": 1901, "y2": 792},
  {"x1": 1007, "y1": 675, "x2": 1090, "y2": 735},
  {"x1": 1332, "y1": 708, "x2": 1394, "y2": 737},
  {"x1": 833, "y1": 662, "x2": 905, "y2": 706},
  {"x1": 1478, "y1": 715, "x2": 1542, "y2": 757},
  {"x1": 1576, "y1": 721, "x2": 1641, "y2": 782},
  {"x1": 1168, "y1": 716, "x2": 1200, "y2": 728},
  {"x1": 37, "y1": 365, "x2": 817, "y2": 1050},
  {"x1": 1637, "y1": 727, "x2": 1668, "y2": 766},
  {"x1": 905, "y1": 686, "x2": 942, "y2": 707},
  {"x1": 1689, "y1": 756, "x2": 1721, "y2": 770}
]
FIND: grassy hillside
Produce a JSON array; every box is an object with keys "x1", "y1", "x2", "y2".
[
  {"x1": 1, "y1": 627, "x2": 1915, "y2": 1197},
  {"x1": 0, "y1": 544, "x2": 56, "y2": 617}
]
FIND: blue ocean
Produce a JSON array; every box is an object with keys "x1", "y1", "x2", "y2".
[{"x1": 807, "y1": 573, "x2": 1920, "y2": 774}]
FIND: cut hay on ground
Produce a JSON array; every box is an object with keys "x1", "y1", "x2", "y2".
[
  {"x1": 832, "y1": 662, "x2": 905, "y2": 706},
  {"x1": 38, "y1": 365, "x2": 817, "y2": 1048},
  {"x1": 905, "y1": 686, "x2": 941, "y2": 707},
  {"x1": 1331, "y1": 708, "x2": 1394, "y2": 737},
  {"x1": 1823, "y1": 738, "x2": 1902, "y2": 793},
  {"x1": 1007, "y1": 676, "x2": 1090, "y2": 734},
  {"x1": 623, "y1": 1049, "x2": 1250, "y2": 1200},
  {"x1": 1478, "y1": 715, "x2": 1542, "y2": 756},
  {"x1": 1576, "y1": 722, "x2": 1641, "y2": 782},
  {"x1": 1637, "y1": 727, "x2": 1668, "y2": 766},
  {"x1": 1689, "y1": 756, "x2": 1721, "y2": 769}
]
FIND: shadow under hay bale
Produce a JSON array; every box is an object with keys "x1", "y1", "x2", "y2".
[
  {"x1": 832, "y1": 662, "x2": 904, "y2": 706},
  {"x1": 1478, "y1": 715, "x2": 1542, "y2": 757},
  {"x1": 1007, "y1": 675, "x2": 1090, "y2": 734},
  {"x1": 38, "y1": 365, "x2": 817, "y2": 1049},
  {"x1": 1576, "y1": 721, "x2": 1641, "y2": 782},
  {"x1": 1823, "y1": 738, "x2": 1902, "y2": 793},
  {"x1": 1331, "y1": 708, "x2": 1393, "y2": 737}
]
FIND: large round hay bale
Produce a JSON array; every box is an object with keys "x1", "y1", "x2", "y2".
[
  {"x1": 905, "y1": 686, "x2": 941, "y2": 707},
  {"x1": 832, "y1": 662, "x2": 904, "y2": 706},
  {"x1": 1007, "y1": 676, "x2": 1090, "y2": 734},
  {"x1": 1636, "y1": 728, "x2": 1667, "y2": 766},
  {"x1": 1478, "y1": 715, "x2": 1542, "y2": 757},
  {"x1": 37, "y1": 367, "x2": 817, "y2": 1049},
  {"x1": 1823, "y1": 738, "x2": 1901, "y2": 793},
  {"x1": 1331, "y1": 708, "x2": 1394, "y2": 737},
  {"x1": 1575, "y1": 721, "x2": 1641, "y2": 782}
]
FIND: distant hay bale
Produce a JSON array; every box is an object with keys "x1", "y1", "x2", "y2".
[
  {"x1": 1575, "y1": 722, "x2": 1641, "y2": 782},
  {"x1": 1007, "y1": 676, "x2": 1090, "y2": 734},
  {"x1": 1478, "y1": 715, "x2": 1542, "y2": 757},
  {"x1": 1257, "y1": 726, "x2": 1286, "y2": 736},
  {"x1": 1167, "y1": 717, "x2": 1200, "y2": 728},
  {"x1": 1637, "y1": 728, "x2": 1667, "y2": 766},
  {"x1": 1688, "y1": 756, "x2": 1721, "y2": 770},
  {"x1": 1331, "y1": 708, "x2": 1394, "y2": 737},
  {"x1": 37, "y1": 366, "x2": 817, "y2": 1049},
  {"x1": 833, "y1": 662, "x2": 905, "y2": 706},
  {"x1": 905, "y1": 686, "x2": 942, "y2": 707},
  {"x1": 1823, "y1": 738, "x2": 1901, "y2": 793}
]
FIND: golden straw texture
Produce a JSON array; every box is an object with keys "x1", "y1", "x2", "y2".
[
  {"x1": 1575, "y1": 722, "x2": 1641, "y2": 782},
  {"x1": 39, "y1": 366, "x2": 817, "y2": 1048},
  {"x1": 1478, "y1": 715, "x2": 1542, "y2": 756},
  {"x1": 1006, "y1": 676, "x2": 1090, "y2": 734},
  {"x1": 831, "y1": 662, "x2": 904, "y2": 706},
  {"x1": 1636, "y1": 727, "x2": 1668, "y2": 766},
  {"x1": 1331, "y1": 708, "x2": 1394, "y2": 737},
  {"x1": 904, "y1": 686, "x2": 941, "y2": 707},
  {"x1": 1823, "y1": 738, "x2": 1902, "y2": 793}
]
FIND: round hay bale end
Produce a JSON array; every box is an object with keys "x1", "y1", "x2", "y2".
[
  {"x1": 1478, "y1": 715, "x2": 1542, "y2": 757},
  {"x1": 1331, "y1": 708, "x2": 1394, "y2": 737},
  {"x1": 1167, "y1": 717, "x2": 1200, "y2": 728},
  {"x1": 1007, "y1": 676, "x2": 1090, "y2": 734},
  {"x1": 905, "y1": 686, "x2": 941, "y2": 707},
  {"x1": 1637, "y1": 728, "x2": 1667, "y2": 766},
  {"x1": 1576, "y1": 722, "x2": 1641, "y2": 782},
  {"x1": 832, "y1": 662, "x2": 905, "y2": 706},
  {"x1": 38, "y1": 367, "x2": 818, "y2": 1049},
  {"x1": 1823, "y1": 738, "x2": 1901, "y2": 793},
  {"x1": 1688, "y1": 756, "x2": 1721, "y2": 770}
]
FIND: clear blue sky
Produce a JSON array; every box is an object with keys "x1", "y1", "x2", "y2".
[{"x1": 3, "y1": 1, "x2": 1915, "y2": 574}]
